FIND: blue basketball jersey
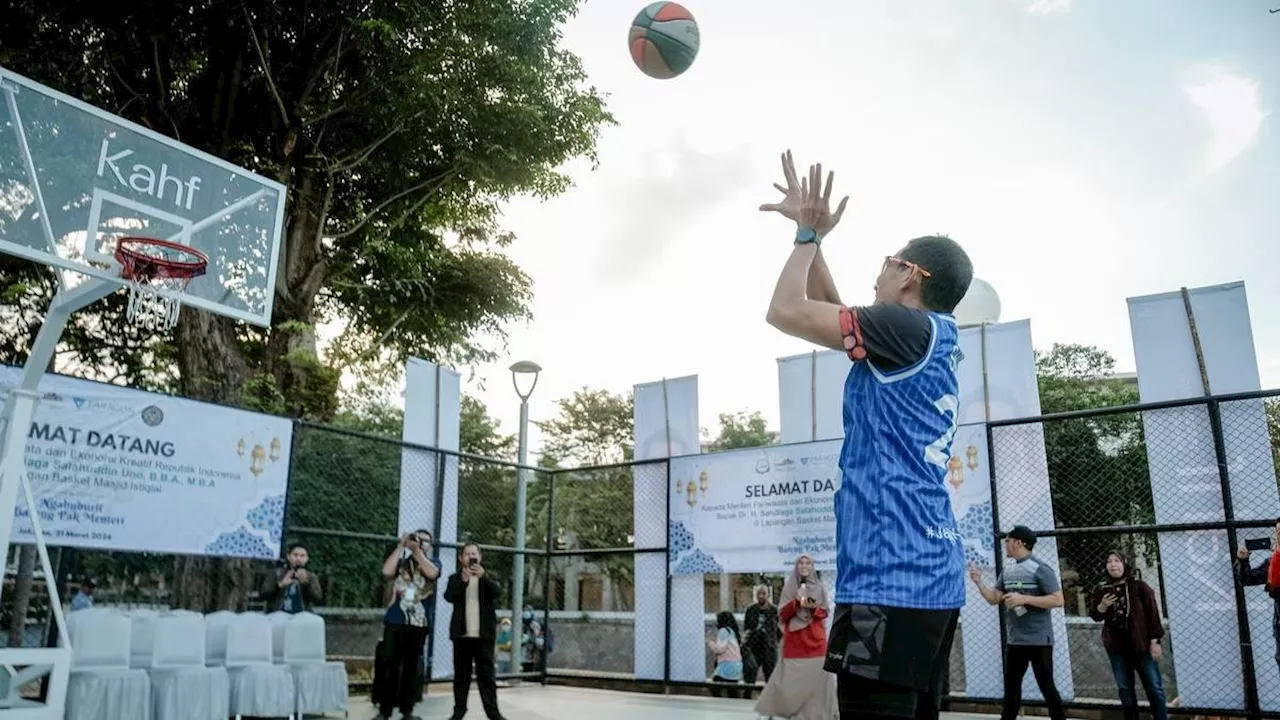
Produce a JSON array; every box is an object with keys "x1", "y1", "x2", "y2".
[{"x1": 834, "y1": 311, "x2": 966, "y2": 609}]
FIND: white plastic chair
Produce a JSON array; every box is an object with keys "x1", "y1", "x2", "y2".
[
  {"x1": 65, "y1": 608, "x2": 151, "y2": 720},
  {"x1": 280, "y1": 612, "x2": 348, "y2": 715},
  {"x1": 147, "y1": 612, "x2": 230, "y2": 720},
  {"x1": 221, "y1": 613, "x2": 294, "y2": 718}
]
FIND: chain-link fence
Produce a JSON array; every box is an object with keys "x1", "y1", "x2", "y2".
[
  {"x1": 987, "y1": 389, "x2": 1280, "y2": 719},
  {"x1": 8, "y1": 390, "x2": 1278, "y2": 716}
]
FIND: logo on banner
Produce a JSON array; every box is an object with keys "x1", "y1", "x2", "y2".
[
  {"x1": 141, "y1": 405, "x2": 164, "y2": 427},
  {"x1": 72, "y1": 397, "x2": 86, "y2": 408},
  {"x1": 755, "y1": 458, "x2": 770, "y2": 474}
]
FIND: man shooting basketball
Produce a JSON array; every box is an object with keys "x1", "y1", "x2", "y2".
[{"x1": 762, "y1": 151, "x2": 972, "y2": 720}]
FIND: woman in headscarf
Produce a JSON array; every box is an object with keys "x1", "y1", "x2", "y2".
[
  {"x1": 755, "y1": 555, "x2": 837, "y2": 719},
  {"x1": 1088, "y1": 550, "x2": 1169, "y2": 720}
]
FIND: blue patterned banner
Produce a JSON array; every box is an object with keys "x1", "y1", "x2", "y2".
[{"x1": 0, "y1": 367, "x2": 291, "y2": 559}]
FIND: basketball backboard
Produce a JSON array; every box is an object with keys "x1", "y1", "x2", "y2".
[{"x1": 0, "y1": 65, "x2": 285, "y2": 327}]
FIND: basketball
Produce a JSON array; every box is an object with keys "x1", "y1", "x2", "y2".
[{"x1": 629, "y1": 2, "x2": 700, "y2": 79}]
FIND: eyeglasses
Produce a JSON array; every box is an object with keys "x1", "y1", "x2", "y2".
[{"x1": 884, "y1": 256, "x2": 932, "y2": 279}]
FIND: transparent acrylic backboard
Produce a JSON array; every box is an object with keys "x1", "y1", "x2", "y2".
[{"x1": 0, "y1": 65, "x2": 285, "y2": 327}]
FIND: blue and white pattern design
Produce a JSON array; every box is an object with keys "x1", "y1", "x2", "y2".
[
  {"x1": 246, "y1": 493, "x2": 286, "y2": 541},
  {"x1": 673, "y1": 549, "x2": 723, "y2": 575},
  {"x1": 957, "y1": 499, "x2": 995, "y2": 567},
  {"x1": 668, "y1": 520, "x2": 724, "y2": 574},
  {"x1": 204, "y1": 527, "x2": 275, "y2": 558}
]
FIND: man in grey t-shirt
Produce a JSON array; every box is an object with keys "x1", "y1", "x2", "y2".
[{"x1": 969, "y1": 525, "x2": 1066, "y2": 720}]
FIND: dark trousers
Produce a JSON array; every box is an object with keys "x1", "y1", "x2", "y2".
[
  {"x1": 1001, "y1": 645, "x2": 1065, "y2": 720},
  {"x1": 453, "y1": 637, "x2": 501, "y2": 719},
  {"x1": 378, "y1": 623, "x2": 428, "y2": 716},
  {"x1": 1108, "y1": 652, "x2": 1169, "y2": 720},
  {"x1": 742, "y1": 643, "x2": 777, "y2": 690}
]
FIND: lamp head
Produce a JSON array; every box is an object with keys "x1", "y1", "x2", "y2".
[{"x1": 509, "y1": 360, "x2": 542, "y2": 401}]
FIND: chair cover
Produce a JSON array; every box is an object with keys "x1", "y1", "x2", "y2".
[
  {"x1": 224, "y1": 613, "x2": 294, "y2": 717},
  {"x1": 127, "y1": 610, "x2": 159, "y2": 669},
  {"x1": 149, "y1": 613, "x2": 230, "y2": 720},
  {"x1": 66, "y1": 610, "x2": 152, "y2": 720},
  {"x1": 204, "y1": 610, "x2": 236, "y2": 666},
  {"x1": 283, "y1": 612, "x2": 349, "y2": 714}
]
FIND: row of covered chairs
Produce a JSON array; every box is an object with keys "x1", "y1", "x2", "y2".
[{"x1": 65, "y1": 608, "x2": 348, "y2": 720}]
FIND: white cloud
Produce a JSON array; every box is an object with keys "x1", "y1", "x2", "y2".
[
  {"x1": 1184, "y1": 66, "x2": 1268, "y2": 174},
  {"x1": 1024, "y1": 0, "x2": 1072, "y2": 15}
]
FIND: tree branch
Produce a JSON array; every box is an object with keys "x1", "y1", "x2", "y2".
[
  {"x1": 329, "y1": 110, "x2": 427, "y2": 174},
  {"x1": 242, "y1": 5, "x2": 291, "y2": 128},
  {"x1": 330, "y1": 165, "x2": 461, "y2": 241}
]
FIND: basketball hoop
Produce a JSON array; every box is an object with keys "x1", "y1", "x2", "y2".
[{"x1": 113, "y1": 237, "x2": 207, "y2": 331}]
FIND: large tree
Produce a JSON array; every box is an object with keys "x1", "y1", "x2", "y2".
[
  {"x1": 707, "y1": 410, "x2": 778, "y2": 451},
  {"x1": 0, "y1": 0, "x2": 610, "y2": 610}
]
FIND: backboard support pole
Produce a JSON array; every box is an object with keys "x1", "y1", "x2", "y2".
[{"x1": 0, "y1": 278, "x2": 117, "y2": 718}]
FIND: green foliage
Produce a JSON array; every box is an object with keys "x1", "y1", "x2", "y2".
[
  {"x1": 0, "y1": 0, "x2": 612, "y2": 402},
  {"x1": 708, "y1": 410, "x2": 778, "y2": 451},
  {"x1": 1034, "y1": 344, "x2": 1151, "y2": 585}
]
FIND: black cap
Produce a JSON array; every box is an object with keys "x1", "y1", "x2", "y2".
[
  {"x1": 84, "y1": 578, "x2": 97, "y2": 588},
  {"x1": 1007, "y1": 526, "x2": 1037, "y2": 549}
]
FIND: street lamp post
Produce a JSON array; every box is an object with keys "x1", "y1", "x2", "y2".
[{"x1": 509, "y1": 360, "x2": 541, "y2": 673}]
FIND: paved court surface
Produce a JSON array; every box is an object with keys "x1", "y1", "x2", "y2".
[{"x1": 345, "y1": 684, "x2": 999, "y2": 720}]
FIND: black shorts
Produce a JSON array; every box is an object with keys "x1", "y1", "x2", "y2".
[{"x1": 824, "y1": 604, "x2": 959, "y2": 719}]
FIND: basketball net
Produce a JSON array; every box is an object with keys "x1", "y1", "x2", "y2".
[{"x1": 124, "y1": 275, "x2": 188, "y2": 331}]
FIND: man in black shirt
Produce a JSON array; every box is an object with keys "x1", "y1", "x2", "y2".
[
  {"x1": 742, "y1": 585, "x2": 780, "y2": 691},
  {"x1": 444, "y1": 544, "x2": 506, "y2": 720}
]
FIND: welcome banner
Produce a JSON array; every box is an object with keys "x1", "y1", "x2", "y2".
[
  {"x1": 667, "y1": 441, "x2": 841, "y2": 575},
  {"x1": 0, "y1": 368, "x2": 291, "y2": 559}
]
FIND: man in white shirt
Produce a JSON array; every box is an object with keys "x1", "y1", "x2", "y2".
[{"x1": 444, "y1": 544, "x2": 505, "y2": 720}]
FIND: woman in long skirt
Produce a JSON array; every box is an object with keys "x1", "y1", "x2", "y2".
[{"x1": 755, "y1": 555, "x2": 837, "y2": 719}]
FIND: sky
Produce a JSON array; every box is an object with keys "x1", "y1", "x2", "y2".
[{"x1": 445, "y1": 0, "x2": 1280, "y2": 452}]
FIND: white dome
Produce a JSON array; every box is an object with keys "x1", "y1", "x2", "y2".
[{"x1": 953, "y1": 277, "x2": 1001, "y2": 326}]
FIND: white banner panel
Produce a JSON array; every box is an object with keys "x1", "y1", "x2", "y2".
[
  {"x1": 399, "y1": 358, "x2": 461, "y2": 680},
  {"x1": 1127, "y1": 282, "x2": 1279, "y2": 710},
  {"x1": 776, "y1": 351, "x2": 850, "y2": 444},
  {"x1": 775, "y1": 320, "x2": 1071, "y2": 701},
  {"x1": 981, "y1": 321, "x2": 1074, "y2": 702},
  {"x1": 668, "y1": 441, "x2": 841, "y2": 574},
  {"x1": 634, "y1": 376, "x2": 701, "y2": 682},
  {"x1": 0, "y1": 368, "x2": 290, "y2": 559}
]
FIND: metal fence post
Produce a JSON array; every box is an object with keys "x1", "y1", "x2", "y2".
[
  {"x1": 543, "y1": 469, "x2": 555, "y2": 685},
  {"x1": 986, "y1": 423, "x2": 1009, "y2": 679},
  {"x1": 663, "y1": 459, "x2": 672, "y2": 691},
  {"x1": 280, "y1": 421, "x2": 302, "y2": 548},
  {"x1": 1206, "y1": 399, "x2": 1262, "y2": 720}
]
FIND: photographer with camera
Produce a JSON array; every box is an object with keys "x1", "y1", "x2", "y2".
[
  {"x1": 444, "y1": 543, "x2": 506, "y2": 720},
  {"x1": 263, "y1": 543, "x2": 322, "y2": 614},
  {"x1": 1237, "y1": 517, "x2": 1280, "y2": 677},
  {"x1": 373, "y1": 530, "x2": 441, "y2": 720},
  {"x1": 1087, "y1": 551, "x2": 1168, "y2": 720}
]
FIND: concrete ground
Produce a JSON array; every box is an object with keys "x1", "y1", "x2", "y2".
[{"x1": 343, "y1": 684, "x2": 1000, "y2": 719}]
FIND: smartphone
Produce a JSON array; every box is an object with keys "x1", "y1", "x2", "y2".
[
  {"x1": 1246, "y1": 537, "x2": 1273, "y2": 552},
  {"x1": 469, "y1": 558, "x2": 479, "y2": 568}
]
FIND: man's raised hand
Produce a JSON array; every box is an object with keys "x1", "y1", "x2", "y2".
[{"x1": 759, "y1": 150, "x2": 850, "y2": 238}]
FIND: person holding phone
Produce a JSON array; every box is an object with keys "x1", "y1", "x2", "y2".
[
  {"x1": 373, "y1": 530, "x2": 441, "y2": 720},
  {"x1": 1237, "y1": 517, "x2": 1280, "y2": 677},
  {"x1": 755, "y1": 555, "x2": 836, "y2": 719},
  {"x1": 444, "y1": 543, "x2": 506, "y2": 720},
  {"x1": 1087, "y1": 551, "x2": 1168, "y2": 720},
  {"x1": 263, "y1": 543, "x2": 322, "y2": 614}
]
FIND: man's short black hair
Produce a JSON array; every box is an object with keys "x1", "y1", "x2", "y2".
[
  {"x1": 897, "y1": 235, "x2": 973, "y2": 313},
  {"x1": 287, "y1": 543, "x2": 307, "y2": 554}
]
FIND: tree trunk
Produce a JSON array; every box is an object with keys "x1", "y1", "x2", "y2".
[
  {"x1": 171, "y1": 311, "x2": 254, "y2": 611},
  {"x1": 6, "y1": 546, "x2": 37, "y2": 647}
]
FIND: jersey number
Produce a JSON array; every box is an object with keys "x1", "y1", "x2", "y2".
[{"x1": 924, "y1": 394, "x2": 960, "y2": 469}]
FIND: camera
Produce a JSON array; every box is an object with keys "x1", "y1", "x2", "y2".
[
  {"x1": 1246, "y1": 537, "x2": 1273, "y2": 552},
  {"x1": 469, "y1": 558, "x2": 479, "y2": 568}
]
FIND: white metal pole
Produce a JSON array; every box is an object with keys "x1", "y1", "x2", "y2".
[{"x1": 510, "y1": 397, "x2": 530, "y2": 670}]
